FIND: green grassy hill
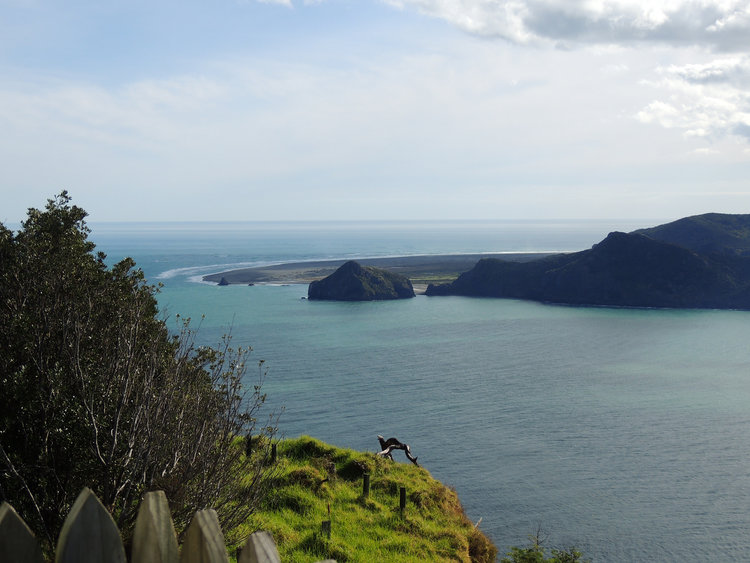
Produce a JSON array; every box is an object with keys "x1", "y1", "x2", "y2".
[{"x1": 240, "y1": 436, "x2": 497, "y2": 562}]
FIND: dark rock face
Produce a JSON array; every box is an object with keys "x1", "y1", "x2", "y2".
[
  {"x1": 634, "y1": 212, "x2": 750, "y2": 257},
  {"x1": 426, "y1": 219, "x2": 750, "y2": 310},
  {"x1": 308, "y1": 260, "x2": 415, "y2": 301}
]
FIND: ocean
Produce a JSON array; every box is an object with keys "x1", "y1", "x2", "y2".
[{"x1": 91, "y1": 219, "x2": 750, "y2": 562}]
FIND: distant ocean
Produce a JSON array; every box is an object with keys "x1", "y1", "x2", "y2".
[{"x1": 90, "y1": 220, "x2": 750, "y2": 562}]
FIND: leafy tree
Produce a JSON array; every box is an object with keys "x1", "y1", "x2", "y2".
[{"x1": 0, "y1": 192, "x2": 279, "y2": 551}]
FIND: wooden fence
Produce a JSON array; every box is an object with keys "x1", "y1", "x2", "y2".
[{"x1": 0, "y1": 488, "x2": 335, "y2": 563}]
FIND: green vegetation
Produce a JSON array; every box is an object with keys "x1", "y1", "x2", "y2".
[
  {"x1": 241, "y1": 436, "x2": 497, "y2": 562},
  {"x1": 0, "y1": 193, "x2": 279, "y2": 552},
  {"x1": 499, "y1": 528, "x2": 588, "y2": 563},
  {"x1": 500, "y1": 545, "x2": 588, "y2": 563}
]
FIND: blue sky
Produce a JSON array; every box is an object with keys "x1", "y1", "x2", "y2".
[{"x1": 2, "y1": 0, "x2": 750, "y2": 223}]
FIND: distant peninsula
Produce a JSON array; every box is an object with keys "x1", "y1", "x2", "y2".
[
  {"x1": 308, "y1": 260, "x2": 415, "y2": 301},
  {"x1": 203, "y1": 213, "x2": 750, "y2": 310},
  {"x1": 202, "y1": 253, "x2": 551, "y2": 291},
  {"x1": 426, "y1": 213, "x2": 750, "y2": 310}
]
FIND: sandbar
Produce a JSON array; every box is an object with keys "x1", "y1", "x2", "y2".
[{"x1": 202, "y1": 253, "x2": 554, "y2": 291}]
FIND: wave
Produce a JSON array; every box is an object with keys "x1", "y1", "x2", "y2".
[
  {"x1": 157, "y1": 249, "x2": 579, "y2": 285},
  {"x1": 156, "y1": 261, "x2": 275, "y2": 281}
]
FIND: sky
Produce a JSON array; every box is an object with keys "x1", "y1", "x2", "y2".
[{"x1": 1, "y1": 0, "x2": 750, "y2": 223}]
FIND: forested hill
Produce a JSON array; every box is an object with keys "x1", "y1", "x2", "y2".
[
  {"x1": 426, "y1": 213, "x2": 750, "y2": 310},
  {"x1": 633, "y1": 213, "x2": 750, "y2": 256}
]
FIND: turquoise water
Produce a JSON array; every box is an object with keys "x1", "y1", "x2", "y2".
[{"x1": 92, "y1": 221, "x2": 750, "y2": 562}]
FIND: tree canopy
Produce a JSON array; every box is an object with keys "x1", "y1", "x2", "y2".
[{"x1": 0, "y1": 192, "x2": 278, "y2": 552}]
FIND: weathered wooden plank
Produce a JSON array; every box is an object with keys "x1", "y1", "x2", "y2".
[
  {"x1": 0, "y1": 502, "x2": 44, "y2": 563},
  {"x1": 131, "y1": 490, "x2": 179, "y2": 563},
  {"x1": 179, "y1": 509, "x2": 229, "y2": 563},
  {"x1": 238, "y1": 530, "x2": 280, "y2": 563},
  {"x1": 55, "y1": 487, "x2": 126, "y2": 563}
]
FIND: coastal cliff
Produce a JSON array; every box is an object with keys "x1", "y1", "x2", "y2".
[
  {"x1": 426, "y1": 213, "x2": 750, "y2": 309},
  {"x1": 308, "y1": 260, "x2": 415, "y2": 301}
]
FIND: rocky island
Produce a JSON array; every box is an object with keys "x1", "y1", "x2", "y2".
[
  {"x1": 426, "y1": 213, "x2": 750, "y2": 310},
  {"x1": 308, "y1": 260, "x2": 415, "y2": 301}
]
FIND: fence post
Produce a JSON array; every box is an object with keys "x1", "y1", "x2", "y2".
[
  {"x1": 271, "y1": 443, "x2": 277, "y2": 464},
  {"x1": 399, "y1": 487, "x2": 406, "y2": 517},
  {"x1": 238, "y1": 530, "x2": 281, "y2": 563},
  {"x1": 321, "y1": 520, "x2": 331, "y2": 539},
  {"x1": 0, "y1": 502, "x2": 44, "y2": 563},
  {"x1": 131, "y1": 490, "x2": 179, "y2": 563},
  {"x1": 362, "y1": 473, "x2": 370, "y2": 498},
  {"x1": 179, "y1": 509, "x2": 229, "y2": 563},
  {"x1": 56, "y1": 487, "x2": 126, "y2": 563}
]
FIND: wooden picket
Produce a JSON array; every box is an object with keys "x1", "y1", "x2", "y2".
[
  {"x1": 0, "y1": 488, "x2": 336, "y2": 563},
  {"x1": 0, "y1": 502, "x2": 44, "y2": 563},
  {"x1": 238, "y1": 531, "x2": 280, "y2": 563},
  {"x1": 55, "y1": 487, "x2": 127, "y2": 563},
  {"x1": 180, "y1": 509, "x2": 229, "y2": 563},
  {"x1": 132, "y1": 491, "x2": 179, "y2": 563}
]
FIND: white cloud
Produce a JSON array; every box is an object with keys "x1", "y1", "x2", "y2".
[
  {"x1": 253, "y1": 0, "x2": 293, "y2": 6},
  {"x1": 384, "y1": 0, "x2": 750, "y2": 50},
  {"x1": 601, "y1": 62, "x2": 631, "y2": 74},
  {"x1": 636, "y1": 55, "x2": 750, "y2": 141},
  {"x1": 0, "y1": 74, "x2": 228, "y2": 153},
  {"x1": 380, "y1": 1, "x2": 750, "y2": 147},
  {"x1": 665, "y1": 56, "x2": 750, "y2": 85},
  {"x1": 2, "y1": 1, "x2": 750, "y2": 222},
  {"x1": 0, "y1": 44, "x2": 673, "y2": 220}
]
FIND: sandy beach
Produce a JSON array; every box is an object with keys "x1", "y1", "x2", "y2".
[{"x1": 202, "y1": 252, "x2": 555, "y2": 291}]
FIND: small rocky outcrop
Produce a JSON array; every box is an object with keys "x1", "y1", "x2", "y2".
[{"x1": 308, "y1": 260, "x2": 415, "y2": 301}]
